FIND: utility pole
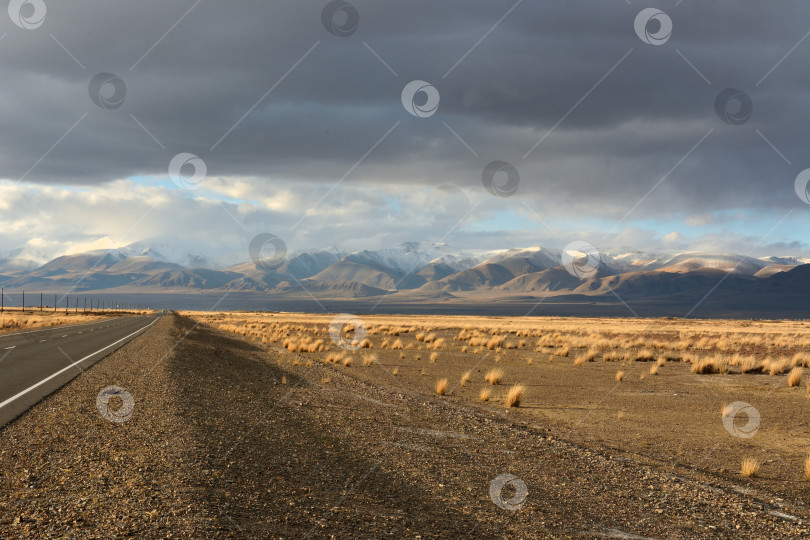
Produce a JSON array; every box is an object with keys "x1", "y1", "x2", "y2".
[
  {"x1": 21, "y1": 291, "x2": 24, "y2": 313},
  {"x1": 53, "y1": 294, "x2": 56, "y2": 313},
  {"x1": 65, "y1": 296, "x2": 69, "y2": 315},
  {"x1": 1, "y1": 287, "x2": 3, "y2": 313},
  {"x1": 75, "y1": 297, "x2": 78, "y2": 312},
  {"x1": 84, "y1": 297, "x2": 86, "y2": 312},
  {"x1": 40, "y1": 293, "x2": 42, "y2": 312}
]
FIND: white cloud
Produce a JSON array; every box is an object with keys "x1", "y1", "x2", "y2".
[{"x1": 0, "y1": 177, "x2": 807, "y2": 268}]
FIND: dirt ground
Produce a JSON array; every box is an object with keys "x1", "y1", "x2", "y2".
[
  {"x1": 1, "y1": 312, "x2": 809, "y2": 538},
  {"x1": 188, "y1": 311, "x2": 810, "y2": 503}
]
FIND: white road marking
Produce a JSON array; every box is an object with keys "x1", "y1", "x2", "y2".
[
  {"x1": 61, "y1": 335, "x2": 68, "y2": 338},
  {"x1": 0, "y1": 317, "x2": 160, "y2": 412},
  {"x1": 3, "y1": 346, "x2": 15, "y2": 350},
  {"x1": 38, "y1": 339, "x2": 47, "y2": 343}
]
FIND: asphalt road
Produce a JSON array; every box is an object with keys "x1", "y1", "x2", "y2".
[{"x1": 0, "y1": 314, "x2": 161, "y2": 427}]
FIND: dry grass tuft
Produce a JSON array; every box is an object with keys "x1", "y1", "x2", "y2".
[
  {"x1": 765, "y1": 356, "x2": 791, "y2": 376},
  {"x1": 460, "y1": 371, "x2": 471, "y2": 387},
  {"x1": 479, "y1": 388, "x2": 492, "y2": 402},
  {"x1": 485, "y1": 368, "x2": 504, "y2": 385},
  {"x1": 486, "y1": 335, "x2": 506, "y2": 350},
  {"x1": 691, "y1": 355, "x2": 727, "y2": 374},
  {"x1": 392, "y1": 367, "x2": 399, "y2": 376},
  {"x1": 362, "y1": 353, "x2": 377, "y2": 366},
  {"x1": 739, "y1": 355, "x2": 763, "y2": 374},
  {"x1": 649, "y1": 364, "x2": 659, "y2": 375},
  {"x1": 435, "y1": 378, "x2": 448, "y2": 396},
  {"x1": 788, "y1": 367, "x2": 803, "y2": 388},
  {"x1": 615, "y1": 370, "x2": 624, "y2": 382},
  {"x1": 741, "y1": 457, "x2": 760, "y2": 477},
  {"x1": 504, "y1": 384, "x2": 525, "y2": 408},
  {"x1": 342, "y1": 357, "x2": 352, "y2": 367},
  {"x1": 281, "y1": 375, "x2": 287, "y2": 385},
  {"x1": 429, "y1": 352, "x2": 439, "y2": 363}
]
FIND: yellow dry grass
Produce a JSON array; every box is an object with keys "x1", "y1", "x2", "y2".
[
  {"x1": 504, "y1": 384, "x2": 525, "y2": 408},
  {"x1": 0, "y1": 310, "x2": 115, "y2": 334},
  {"x1": 788, "y1": 367, "x2": 803, "y2": 388},
  {"x1": 362, "y1": 353, "x2": 377, "y2": 366},
  {"x1": 181, "y1": 311, "x2": 810, "y2": 406},
  {"x1": 485, "y1": 368, "x2": 504, "y2": 385},
  {"x1": 741, "y1": 457, "x2": 760, "y2": 477}
]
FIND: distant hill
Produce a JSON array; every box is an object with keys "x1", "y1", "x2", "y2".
[{"x1": 0, "y1": 242, "x2": 807, "y2": 315}]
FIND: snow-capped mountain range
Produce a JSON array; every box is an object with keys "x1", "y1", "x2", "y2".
[{"x1": 0, "y1": 241, "x2": 807, "y2": 315}]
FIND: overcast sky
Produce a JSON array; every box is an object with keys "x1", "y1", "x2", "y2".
[{"x1": 1, "y1": 0, "x2": 809, "y2": 265}]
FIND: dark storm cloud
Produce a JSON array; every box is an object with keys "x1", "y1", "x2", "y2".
[{"x1": 1, "y1": 0, "x2": 809, "y2": 218}]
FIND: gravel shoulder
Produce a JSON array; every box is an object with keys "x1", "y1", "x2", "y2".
[{"x1": 1, "y1": 313, "x2": 809, "y2": 538}]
